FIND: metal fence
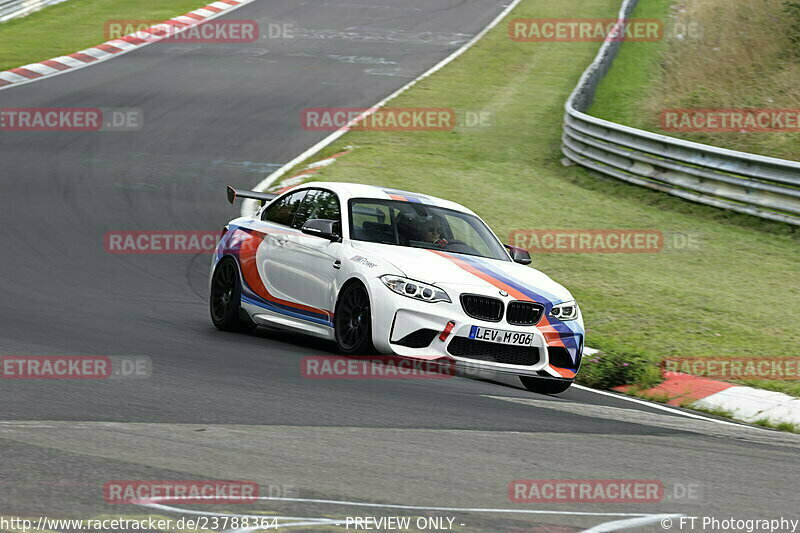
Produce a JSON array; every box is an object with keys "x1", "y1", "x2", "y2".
[
  {"x1": 0, "y1": 0, "x2": 69, "y2": 22},
  {"x1": 562, "y1": 0, "x2": 800, "y2": 226}
]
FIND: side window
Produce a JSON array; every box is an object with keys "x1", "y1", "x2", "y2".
[
  {"x1": 290, "y1": 190, "x2": 320, "y2": 229},
  {"x1": 291, "y1": 189, "x2": 341, "y2": 230},
  {"x1": 262, "y1": 190, "x2": 306, "y2": 226},
  {"x1": 312, "y1": 191, "x2": 341, "y2": 222},
  {"x1": 349, "y1": 201, "x2": 393, "y2": 243}
]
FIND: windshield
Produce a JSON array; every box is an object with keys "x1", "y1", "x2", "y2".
[{"x1": 348, "y1": 198, "x2": 510, "y2": 261}]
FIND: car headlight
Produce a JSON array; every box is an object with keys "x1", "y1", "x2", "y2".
[
  {"x1": 381, "y1": 275, "x2": 451, "y2": 303},
  {"x1": 550, "y1": 300, "x2": 579, "y2": 321}
]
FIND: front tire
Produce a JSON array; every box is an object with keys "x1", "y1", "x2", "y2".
[
  {"x1": 334, "y1": 281, "x2": 375, "y2": 354},
  {"x1": 210, "y1": 257, "x2": 256, "y2": 333},
  {"x1": 520, "y1": 376, "x2": 573, "y2": 395}
]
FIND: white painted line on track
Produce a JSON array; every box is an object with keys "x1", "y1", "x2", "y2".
[
  {"x1": 138, "y1": 501, "x2": 329, "y2": 521},
  {"x1": 582, "y1": 513, "x2": 684, "y2": 532},
  {"x1": 139, "y1": 495, "x2": 663, "y2": 517},
  {"x1": 241, "y1": 0, "x2": 526, "y2": 216},
  {"x1": 137, "y1": 502, "x2": 343, "y2": 532},
  {"x1": 225, "y1": 519, "x2": 343, "y2": 532},
  {"x1": 137, "y1": 500, "x2": 334, "y2": 522},
  {"x1": 136, "y1": 496, "x2": 680, "y2": 532},
  {"x1": 572, "y1": 384, "x2": 750, "y2": 428},
  {"x1": 238, "y1": 496, "x2": 663, "y2": 516}
]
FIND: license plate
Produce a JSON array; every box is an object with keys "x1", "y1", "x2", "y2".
[{"x1": 468, "y1": 326, "x2": 533, "y2": 346}]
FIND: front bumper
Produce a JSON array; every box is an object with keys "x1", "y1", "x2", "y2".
[{"x1": 369, "y1": 279, "x2": 584, "y2": 379}]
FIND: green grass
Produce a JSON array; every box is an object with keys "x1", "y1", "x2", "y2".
[
  {"x1": 676, "y1": 401, "x2": 735, "y2": 420},
  {"x1": 588, "y1": 0, "x2": 672, "y2": 126},
  {"x1": 628, "y1": 388, "x2": 673, "y2": 404},
  {"x1": 589, "y1": 0, "x2": 800, "y2": 160},
  {"x1": 0, "y1": 0, "x2": 207, "y2": 71},
  {"x1": 574, "y1": 349, "x2": 661, "y2": 390},
  {"x1": 753, "y1": 418, "x2": 800, "y2": 434},
  {"x1": 273, "y1": 0, "x2": 800, "y2": 396}
]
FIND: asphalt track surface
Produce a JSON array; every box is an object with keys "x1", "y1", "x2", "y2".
[{"x1": 0, "y1": 0, "x2": 798, "y2": 531}]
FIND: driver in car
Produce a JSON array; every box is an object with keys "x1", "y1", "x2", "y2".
[{"x1": 422, "y1": 221, "x2": 448, "y2": 247}]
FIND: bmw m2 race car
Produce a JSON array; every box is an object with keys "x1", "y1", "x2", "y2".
[{"x1": 211, "y1": 182, "x2": 584, "y2": 394}]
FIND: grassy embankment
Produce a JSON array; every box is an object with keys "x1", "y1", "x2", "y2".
[{"x1": 590, "y1": 0, "x2": 800, "y2": 160}]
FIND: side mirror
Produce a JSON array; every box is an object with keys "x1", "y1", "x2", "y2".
[
  {"x1": 302, "y1": 219, "x2": 341, "y2": 241},
  {"x1": 505, "y1": 244, "x2": 532, "y2": 265}
]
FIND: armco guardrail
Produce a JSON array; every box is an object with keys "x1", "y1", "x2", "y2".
[
  {"x1": 562, "y1": 0, "x2": 800, "y2": 226},
  {"x1": 0, "y1": 0, "x2": 68, "y2": 22}
]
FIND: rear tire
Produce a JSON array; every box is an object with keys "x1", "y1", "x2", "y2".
[
  {"x1": 210, "y1": 257, "x2": 256, "y2": 333},
  {"x1": 334, "y1": 281, "x2": 375, "y2": 355},
  {"x1": 520, "y1": 377, "x2": 572, "y2": 395}
]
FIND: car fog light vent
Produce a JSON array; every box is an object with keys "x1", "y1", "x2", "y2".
[{"x1": 394, "y1": 329, "x2": 438, "y2": 348}]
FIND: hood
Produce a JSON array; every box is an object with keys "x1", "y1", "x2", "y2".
[{"x1": 350, "y1": 241, "x2": 572, "y2": 306}]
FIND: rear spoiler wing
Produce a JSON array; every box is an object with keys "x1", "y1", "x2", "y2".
[{"x1": 227, "y1": 186, "x2": 278, "y2": 205}]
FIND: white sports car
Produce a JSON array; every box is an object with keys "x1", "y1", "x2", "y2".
[{"x1": 211, "y1": 182, "x2": 584, "y2": 394}]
